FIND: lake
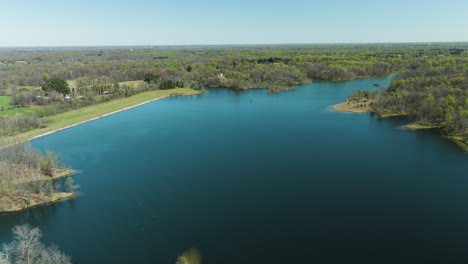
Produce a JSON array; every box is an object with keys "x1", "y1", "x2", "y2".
[{"x1": 1, "y1": 76, "x2": 467, "y2": 264}]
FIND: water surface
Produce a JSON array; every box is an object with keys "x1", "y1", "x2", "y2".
[{"x1": 1, "y1": 76, "x2": 467, "y2": 264}]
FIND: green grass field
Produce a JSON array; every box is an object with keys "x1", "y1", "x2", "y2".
[
  {"x1": 0, "y1": 96, "x2": 36, "y2": 116},
  {"x1": 0, "y1": 96, "x2": 10, "y2": 108},
  {"x1": 6, "y1": 88, "x2": 201, "y2": 142},
  {"x1": 119, "y1": 80, "x2": 145, "y2": 86}
]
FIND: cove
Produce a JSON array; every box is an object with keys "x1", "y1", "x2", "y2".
[{"x1": 0, "y1": 76, "x2": 467, "y2": 264}]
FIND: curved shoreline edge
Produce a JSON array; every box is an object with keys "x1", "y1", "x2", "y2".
[
  {"x1": 331, "y1": 102, "x2": 468, "y2": 151},
  {"x1": 1, "y1": 89, "x2": 201, "y2": 143},
  {"x1": 331, "y1": 102, "x2": 371, "y2": 113},
  {"x1": 29, "y1": 96, "x2": 169, "y2": 141},
  {"x1": 0, "y1": 192, "x2": 75, "y2": 214},
  {"x1": 0, "y1": 95, "x2": 171, "y2": 214},
  {"x1": 1, "y1": 169, "x2": 78, "y2": 214},
  {"x1": 1, "y1": 90, "x2": 200, "y2": 213}
]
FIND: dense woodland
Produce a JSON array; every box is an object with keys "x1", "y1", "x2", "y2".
[
  {"x1": 0, "y1": 43, "x2": 467, "y2": 142},
  {"x1": 372, "y1": 57, "x2": 468, "y2": 141}
]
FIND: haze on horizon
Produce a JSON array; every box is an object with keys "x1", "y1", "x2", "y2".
[{"x1": 1, "y1": 0, "x2": 467, "y2": 47}]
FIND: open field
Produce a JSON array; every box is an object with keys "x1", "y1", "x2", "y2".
[
  {"x1": 0, "y1": 96, "x2": 36, "y2": 116},
  {"x1": 119, "y1": 80, "x2": 145, "y2": 86},
  {"x1": 0, "y1": 96, "x2": 10, "y2": 109},
  {"x1": 5, "y1": 88, "x2": 201, "y2": 142}
]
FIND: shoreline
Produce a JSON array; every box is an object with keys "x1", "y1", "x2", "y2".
[
  {"x1": 1, "y1": 168, "x2": 78, "y2": 213},
  {"x1": 331, "y1": 100, "x2": 371, "y2": 113},
  {"x1": 331, "y1": 99, "x2": 468, "y2": 152},
  {"x1": 29, "y1": 96, "x2": 169, "y2": 141},
  {"x1": 0, "y1": 192, "x2": 75, "y2": 214},
  {"x1": 332, "y1": 102, "x2": 468, "y2": 151},
  {"x1": 14, "y1": 168, "x2": 76, "y2": 185},
  {"x1": 1, "y1": 90, "x2": 200, "y2": 214},
  {"x1": 400, "y1": 123, "x2": 468, "y2": 151},
  {"x1": 2, "y1": 89, "x2": 202, "y2": 144},
  {"x1": 399, "y1": 123, "x2": 440, "y2": 130}
]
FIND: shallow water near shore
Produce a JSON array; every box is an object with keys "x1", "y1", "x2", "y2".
[{"x1": 1, "y1": 76, "x2": 467, "y2": 264}]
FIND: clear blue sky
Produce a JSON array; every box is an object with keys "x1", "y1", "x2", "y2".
[{"x1": 1, "y1": 0, "x2": 467, "y2": 46}]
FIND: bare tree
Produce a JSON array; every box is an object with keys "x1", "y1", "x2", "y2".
[{"x1": 0, "y1": 225, "x2": 71, "y2": 264}]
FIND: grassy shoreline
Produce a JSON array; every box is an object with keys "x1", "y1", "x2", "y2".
[
  {"x1": 1, "y1": 88, "x2": 201, "y2": 214},
  {"x1": 4, "y1": 88, "x2": 201, "y2": 143}
]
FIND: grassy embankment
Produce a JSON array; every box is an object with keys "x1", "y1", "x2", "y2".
[
  {"x1": 4, "y1": 88, "x2": 201, "y2": 142},
  {"x1": 2, "y1": 88, "x2": 201, "y2": 213}
]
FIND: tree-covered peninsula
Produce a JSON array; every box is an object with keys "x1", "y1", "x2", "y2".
[{"x1": 338, "y1": 55, "x2": 468, "y2": 145}]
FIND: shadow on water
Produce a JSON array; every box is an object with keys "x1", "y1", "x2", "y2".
[{"x1": 375, "y1": 114, "x2": 467, "y2": 154}]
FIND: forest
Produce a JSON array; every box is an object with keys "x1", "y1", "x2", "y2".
[
  {"x1": 374, "y1": 58, "x2": 468, "y2": 141},
  {"x1": 0, "y1": 43, "x2": 467, "y2": 142}
]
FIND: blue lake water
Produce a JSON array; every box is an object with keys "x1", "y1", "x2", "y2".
[{"x1": 1, "y1": 76, "x2": 467, "y2": 263}]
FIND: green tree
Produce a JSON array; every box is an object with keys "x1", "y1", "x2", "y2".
[
  {"x1": 42, "y1": 78, "x2": 70, "y2": 95},
  {"x1": 444, "y1": 106, "x2": 455, "y2": 132},
  {"x1": 445, "y1": 95, "x2": 456, "y2": 106},
  {"x1": 159, "y1": 80, "x2": 177, "y2": 89},
  {"x1": 40, "y1": 151, "x2": 57, "y2": 177},
  {"x1": 143, "y1": 73, "x2": 160, "y2": 84},
  {"x1": 64, "y1": 176, "x2": 79, "y2": 193}
]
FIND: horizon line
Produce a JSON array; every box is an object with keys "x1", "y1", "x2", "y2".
[{"x1": 1, "y1": 41, "x2": 468, "y2": 49}]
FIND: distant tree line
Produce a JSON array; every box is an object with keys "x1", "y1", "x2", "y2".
[
  {"x1": 1, "y1": 44, "x2": 467, "y2": 138},
  {"x1": 2, "y1": 44, "x2": 461, "y2": 92}
]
